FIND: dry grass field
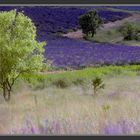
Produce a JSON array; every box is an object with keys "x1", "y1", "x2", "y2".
[{"x1": 0, "y1": 74, "x2": 139, "y2": 135}]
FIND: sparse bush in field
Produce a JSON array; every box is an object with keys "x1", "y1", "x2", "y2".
[
  {"x1": 92, "y1": 77, "x2": 105, "y2": 95},
  {"x1": 119, "y1": 22, "x2": 140, "y2": 40},
  {"x1": 52, "y1": 78, "x2": 70, "y2": 88}
]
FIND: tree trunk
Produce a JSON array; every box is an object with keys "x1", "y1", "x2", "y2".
[
  {"x1": 91, "y1": 31, "x2": 95, "y2": 37},
  {"x1": 3, "y1": 86, "x2": 11, "y2": 101},
  {"x1": 93, "y1": 87, "x2": 97, "y2": 96}
]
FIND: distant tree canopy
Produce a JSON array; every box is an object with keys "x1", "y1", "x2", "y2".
[
  {"x1": 0, "y1": 10, "x2": 46, "y2": 101},
  {"x1": 79, "y1": 10, "x2": 102, "y2": 38},
  {"x1": 119, "y1": 22, "x2": 140, "y2": 41}
]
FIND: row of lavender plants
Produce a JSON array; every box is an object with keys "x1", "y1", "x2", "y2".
[
  {"x1": 111, "y1": 6, "x2": 140, "y2": 11},
  {"x1": 45, "y1": 37, "x2": 140, "y2": 69}
]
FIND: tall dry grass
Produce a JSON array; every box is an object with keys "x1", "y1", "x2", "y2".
[{"x1": 0, "y1": 75, "x2": 139, "y2": 135}]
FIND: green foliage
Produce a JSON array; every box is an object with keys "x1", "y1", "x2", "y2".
[
  {"x1": 72, "y1": 78, "x2": 85, "y2": 86},
  {"x1": 0, "y1": 10, "x2": 46, "y2": 101},
  {"x1": 27, "y1": 65, "x2": 140, "y2": 90},
  {"x1": 119, "y1": 22, "x2": 140, "y2": 40},
  {"x1": 52, "y1": 78, "x2": 70, "y2": 88},
  {"x1": 42, "y1": 60, "x2": 53, "y2": 72},
  {"x1": 79, "y1": 10, "x2": 102, "y2": 38},
  {"x1": 92, "y1": 77, "x2": 105, "y2": 95},
  {"x1": 136, "y1": 33, "x2": 140, "y2": 41}
]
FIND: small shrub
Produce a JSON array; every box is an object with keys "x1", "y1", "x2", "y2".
[
  {"x1": 92, "y1": 77, "x2": 105, "y2": 95},
  {"x1": 52, "y1": 79, "x2": 69, "y2": 88},
  {"x1": 135, "y1": 32, "x2": 140, "y2": 41},
  {"x1": 119, "y1": 22, "x2": 140, "y2": 40}
]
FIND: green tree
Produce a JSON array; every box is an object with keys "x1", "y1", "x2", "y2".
[
  {"x1": 92, "y1": 77, "x2": 105, "y2": 96},
  {"x1": 79, "y1": 10, "x2": 102, "y2": 38},
  {"x1": 0, "y1": 10, "x2": 46, "y2": 101},
  {"x1": 119, "y1": 22, "x2": 140, "y2": 40}
]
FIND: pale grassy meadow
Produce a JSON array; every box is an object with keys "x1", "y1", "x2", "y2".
[{"x1": 0, "y1": 71, "x2": 140, "y2": 135}]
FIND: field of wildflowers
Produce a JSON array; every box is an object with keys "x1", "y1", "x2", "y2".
[
  {"x1": 0, "y1": 65, "x2": 139, "y2": 135},
  {"x1": 0, "y1": 67, "x2": 138, "y2": 135},
  {"x1": 0, "y1": 6, "x2": 139, "y2": 135}
]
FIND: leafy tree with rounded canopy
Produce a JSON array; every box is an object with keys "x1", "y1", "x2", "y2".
[
  {"x1": 0, "y1": 10, "x2": 46, "y2": 101},
  {"x1": 79, "y1": 10, "x2": 102, "y2": 38}
]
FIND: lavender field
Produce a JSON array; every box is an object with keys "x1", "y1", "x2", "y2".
[
  {"x1": 111, "y1": 6, "x2": 140, "y2": 11},
  {"x1": 45, "y1": 37, "x2": 140, "y2": 68},
  {"x1": 0, "y1": 6, "x2": 140, "y2": 135},
  {"x1": 0, "y1": 6, "x2": 139, "y2": 68}
]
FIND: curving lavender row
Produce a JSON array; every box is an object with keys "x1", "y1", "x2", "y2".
[
  {"x1": 24, "y1": 7, "x2": 131, "y2": 35},
  {"x1": 0, "y1": 6, "x2": 131, "y2": 35},
  {"x1": 45, "y1": 37, "x2": 140, "y2": 69},
  {"x1": 111, "y1": 6, "x2": 140, "y2": 11}
]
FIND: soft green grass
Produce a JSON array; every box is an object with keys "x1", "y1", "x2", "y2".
[
  {"x1": 123, "y1": 40, "x2": 140, "y2": 47},
  {"x1": 87, "y1": 14, "x2": 140, "y2": 46},
  {"x1": 89, "y1": 27, "x2": 140, "y2": 46},
  {"x1": 91, "y1": 28, "x2": 123, "y2": 44},
  {"x1": 32, "y1": 64, "x2": 140, "y2": 80},
  {"x1": 19, "y1": 65, "x2": 140, "y2": 91}
]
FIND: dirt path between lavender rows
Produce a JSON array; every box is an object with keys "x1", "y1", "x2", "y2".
[{"x1": 62, "y1": 13, "x2": 140, "y2": 40}]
